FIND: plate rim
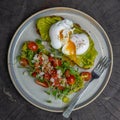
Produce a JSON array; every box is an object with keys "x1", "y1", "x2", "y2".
[{"x1": 8, "y1": 7, "x2": 113, "y2": 112}]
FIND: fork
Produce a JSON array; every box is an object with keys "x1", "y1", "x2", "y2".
[{"x1": 62, "y1": 56, "x2": 111, "y2": 118}]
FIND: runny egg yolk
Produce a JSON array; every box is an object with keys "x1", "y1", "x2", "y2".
[{"x1": 66, "y1": 40, "x2": 76, "y2": 55}]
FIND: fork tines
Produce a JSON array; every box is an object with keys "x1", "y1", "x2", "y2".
[{"x1": 94, "y1": 56, "x2": 111, "y2": 75}]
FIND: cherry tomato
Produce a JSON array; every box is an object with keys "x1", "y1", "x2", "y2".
[
  {"x1": 54, "y1": 79, "x2": 60, "y2": 87},
  {"x1": 39, "y1": 56, "x2": 43, "y2": 65},
  {"x1": 20, "y1": 58, "x2": 29, "y2": 67},
  {"x1": 50, "y1": 69, "x2": 57, "y2": 74},
  {"x1": 49, "y1": 56, "x2": 62, "y2": 67},
  {"x1": 80, "y1": 72, "x2": 92, "y2": 81},
  {"x1": 64, "y1": 69, "x2": 70, "y2": 78},
  {"x1": 67, "y1": 75, "x2": 75, "y2": 85},
  {"x1": 32, "y1": 72, "x2": 37, "y2": 77},
  {"x1": 50, "y1": 69, "x2": 58, "y2": 79},
  {"x1": 35, "y1": 68, "x2": 41, "y2": 73},
  {"x1": 43, "y1": 73, "x2": 51, "y2": 80},
  {"x1": 52, "y1": 59, "x2": 62, "y2": 67},
  {"x1": 35, "y1": 80, "x2": 48, "y2": 88},
  {"x1": 28, "y1": 41, "x2": 38, "y2": 52},
  {"x1": 58, "y1": 85, "x2": 64, "y2": 90},
  {"x1": 48, "y1": 56, "x2": 54, "y2": 62},
  {"x1": 34, "y1": 62, "x2": 40, "y2": 68}
]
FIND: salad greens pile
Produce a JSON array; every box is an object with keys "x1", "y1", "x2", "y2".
[{"x1": 18, "y1": 39, "x2": 84, "y2": 103}]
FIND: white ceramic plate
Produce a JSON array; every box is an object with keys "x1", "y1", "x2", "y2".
[{"x1": 8, "y1": 7, "x2": 113, "y2": 112}]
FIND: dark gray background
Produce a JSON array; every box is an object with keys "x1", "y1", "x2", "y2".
[{"x1": 0, "y1": 0, "x2": 120, "y2": 120}]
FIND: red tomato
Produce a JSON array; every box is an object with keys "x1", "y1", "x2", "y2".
[
  {"x1": 35, "y1": 80, "x2": 48, "y2": 88},
  {"x1": 58, "y1": 85, "x2": 64, "y2": 90},
  {"x1": 52, "y1": 59, "x2": 62, "y2": 67},
  {"x1": 32, "y1": 72, "x2": 37, "y2": 77},
  {"x1": 49, "y1": 56, "x2": 62, "y2": 67},
  {"x1": 39, "y1": 56, "x2": 43, "y2": 65},
  {"x1": 64, "y1": 69, "x2": 70, "y2": 78},
  {"x1": 54, "y1": 79, "x2": 60, "y2": 87},
  {"x1": 48, "y1": 56, "x2": 54, "y2": 62},
  {"x1": 28, "y1": 41, "x2": 38, "y2": 52},
  {"x1": 50, "y1": 69, "x2": 58, "y2": 79},
  {"x1": 67, "y1": 75, "x2": 75, "y2": 85},
  {"x1": 80, "y1": 72, "x2": 92, "y2": 81},
  {"x1": 20, "y1": 58, "x2": 29, "y2": 67},
  {"x1": 50, "y1": 69, "x2": 57, "y2": 74},
  {"x1": 35, "y1": 68, "x2": 41, "y2": 73},
  {"x1": 34, "y1": 62, "x2": 40, "y2": 68},
  {"x1": 43, "y1": 73, "x2": 51, "y2": 80}
]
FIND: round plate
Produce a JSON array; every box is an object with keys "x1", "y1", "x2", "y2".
[{"x1": 8, "y1": 7, "x2": 113, "y2": 112}]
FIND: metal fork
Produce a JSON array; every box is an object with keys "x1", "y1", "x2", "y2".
[{"x1": 63, "y1": 56, "x2": 111, "y2": 118}]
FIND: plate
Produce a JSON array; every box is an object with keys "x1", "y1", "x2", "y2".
[{"x1": 8, "y1": 7, "x2": 113, "y2": 112}]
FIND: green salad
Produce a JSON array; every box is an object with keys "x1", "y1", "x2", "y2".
[{"x1": 18, "y1": 39, "x2": 87, "y2": 103}]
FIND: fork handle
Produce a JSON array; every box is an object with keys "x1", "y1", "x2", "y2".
[{"x1": 62, "y1": 83, "x2": 90, "y2": 118}]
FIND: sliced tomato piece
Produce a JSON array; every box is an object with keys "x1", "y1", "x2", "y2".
[
  {"x1": 58, "y1": 85, "x2": 64, "y2": 90},
  {"x1": 52, "y1": 59, "x2": 62, "y2": 67},
  {"x1": 35, "y1": 80, "x2": 48, "y2": 88},
  {"x1": 43, "y1": 73, "x2": 51, "y2": 80},
  {"x1": 50, "y1": 69, "x2": 57, "y2": 74},
  {"x1": 20, "y1": 58, "x2": 29, "y2": 67},
  {"x1": 50, "y1": 69, "x2": 58, "y2": 79},
  {"x1": 32, "y1": 72, "x2": 37, "y2": 77},
  {"x1": 35, "y1": 68, "x2": 41, "y2": 73},
  {"x1": 34, "y1": 62, "x2": 40, "y2": 68},
  {"x1": 67, "y1": 75, "x2": 75, "y2": 85},
  {"x1": 80, "y1": 72, "x2": 92, "y2": 81},
  {"x1": 48, "y1": 56, "x2": 54, "y2": 62},
  {"x1": 64, "y1": 69, "x2": 70, "y2": 78},
  {"x1": 28, "y1": 41, "x2": 38, "y2": 52}
]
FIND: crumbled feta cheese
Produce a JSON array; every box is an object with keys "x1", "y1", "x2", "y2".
[
  {"x1": 57, "y1": 70, "x2": 62, "y2": 78},
  {"x1": 31, "y1": 60, "x2": 35, "y2": 63},
  {"x1": 39, "y1": 72, "x2": 44, "y2": 76},
  {"x1": 33, "y1": 54, "x2": 39, "y2": 61},
  {"x1": 50, "y1": 78, "x2": 55, "y2": 83},
  {"x1": 50, "y1": 54, "x2": 54, "y2": 57}
]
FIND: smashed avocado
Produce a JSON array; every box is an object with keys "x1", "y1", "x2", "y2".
[
  {"x1": 36, "y1": 16, "x2": 98, "y2": 69},
  {"x1": 36, "y1": 16, "x2": 63, "y2": 41}
]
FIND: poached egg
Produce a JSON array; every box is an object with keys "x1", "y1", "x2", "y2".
[{"x1": 49, "y1": 19, "x2": 89, "y2": 56}]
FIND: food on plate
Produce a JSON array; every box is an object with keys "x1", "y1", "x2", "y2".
[
  {"x1": 17, "y1": 16, "x2": 97, "y2": 103},
  {"x1": 17, "y1": 39, "x2": 92, "y2": 102},
  {"x1": 36, "y1": 16, "x2": 98, "y2": 69}
]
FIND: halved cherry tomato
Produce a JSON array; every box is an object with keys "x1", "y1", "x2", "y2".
[
  {"x1": 49, "y1": 56, "x2": 62, "y2": 67},
  {"x1": 53, "y1": 79, "x2": 64, "y2": 90},
  {"x1": 67, "y1": 75, "x2": 75, "y2": 85},
  {"x1": 28, "y1": 41, "x2": 38, "y2": 52},
  {"x1": 35, "y1": 80, "x2": 48, "y2": 88},
  {"x1": 52, "y1": 59, "x2": 62, "y2": 67},
  {"x1": 80, "y1": 72, "x2": 92, "y2": 81},
  {"x1": 20, "y1": 58, "x2": 29, "y2": 67},
  {"x1": 43, "y1": 73, "x2": 51, "y2": 80},
  {"x1": 64, "y1": 69, "x2": 70, "y2": 78},
  {"x1": 34, "y1": 62, "x2": 40, "y2": 68},
  {"x1": 48, "y1": 56, "x2": 54, "y2": 62},
  {"x1": 50, "y1": 69, "x2": 58, "y2": 79},
  {"x1": 32, "y1": 72, "x2": 37, "y2": 77},
  {"x1": 50, "y1": 69, "x2": 57, "y2": 74},
  {"x1": 58, "y1": 85, "x2": 64, "y2": 90},
  {"x1": 54, "y1": 79, "x2": 60, "y2": 87}
]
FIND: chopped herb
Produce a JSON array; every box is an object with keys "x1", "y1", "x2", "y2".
[{"x1": 46, "y1": 100, "x2": 52, "y2": 103}]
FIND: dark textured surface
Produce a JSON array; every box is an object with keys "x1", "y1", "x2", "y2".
[{"x1": 0, "y1": 0, "x2": 120, "y2": 120}]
